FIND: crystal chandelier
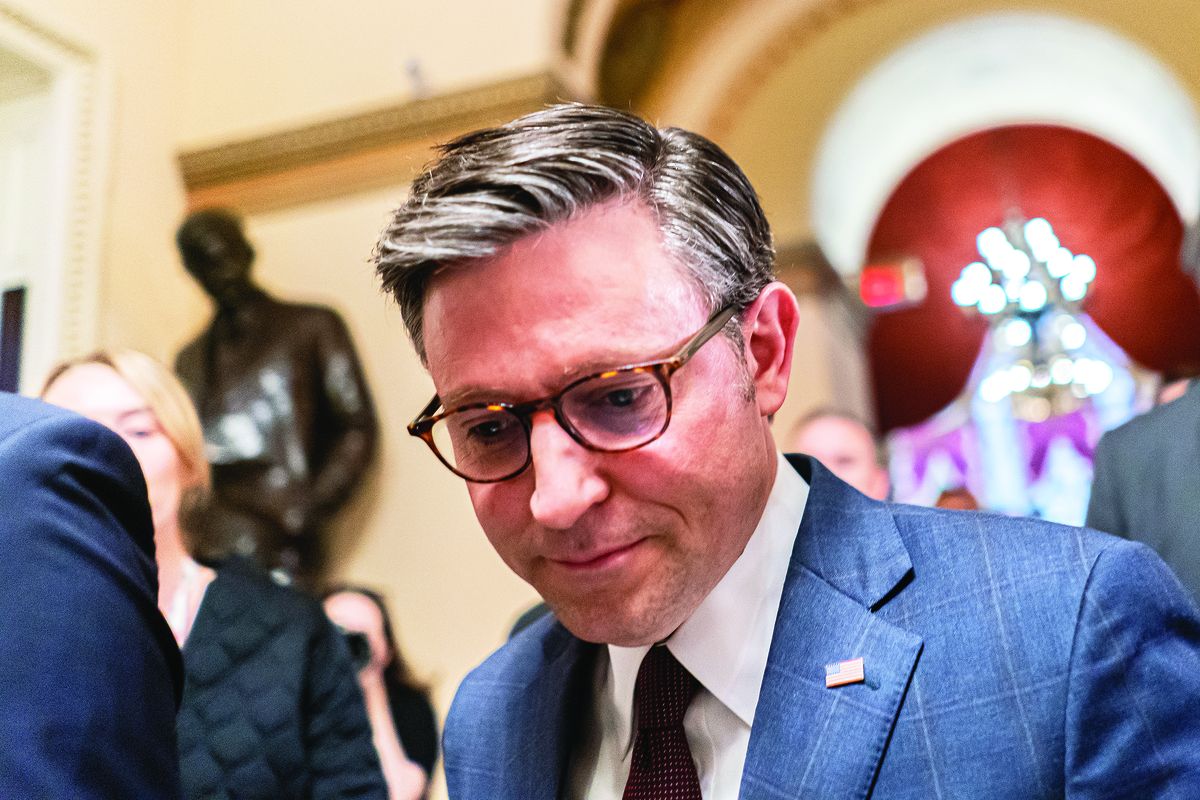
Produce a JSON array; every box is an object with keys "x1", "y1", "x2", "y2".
[{"x1": 950, "y1": 215, "x2": 1110, "y2": 421}]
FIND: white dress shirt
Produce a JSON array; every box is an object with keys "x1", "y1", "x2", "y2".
[{"x1": 568, "y1": 453, "x2": 809, "y2": 799}]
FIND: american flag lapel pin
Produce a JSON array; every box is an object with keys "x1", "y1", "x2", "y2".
[{"x1": 825, "y1": 656, "x2": 865, "y2": 688}]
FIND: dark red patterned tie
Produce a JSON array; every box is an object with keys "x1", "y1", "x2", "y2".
[{"x1": 622, "y1": 645, "x2": 703, "y2": 799}]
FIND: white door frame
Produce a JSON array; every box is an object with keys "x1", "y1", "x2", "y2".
[{"x1": 0, "y1": 5, "x2": 108, "y2": 392}]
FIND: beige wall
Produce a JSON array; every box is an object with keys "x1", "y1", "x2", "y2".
[{"x1": 178, "y1": 0, "x2": 559, "y2": 148}]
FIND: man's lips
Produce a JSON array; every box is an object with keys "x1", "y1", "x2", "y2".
[{"x1": 549, "y1": 539, "x2": 646, "y2": 570}]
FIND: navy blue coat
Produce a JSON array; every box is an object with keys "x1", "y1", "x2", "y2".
[{"x1": 0, "y1": 392, "x2": 183, "y2": 799}]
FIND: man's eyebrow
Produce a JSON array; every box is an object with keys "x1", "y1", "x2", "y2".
[
  {"x1": 562, "y1": 346, "x2": 671, "y2": 380},
  {"x1": 440, "y1": 345, "x2": 672, "y2": 409},
  {"x1": 440, "y1": 386, "x2": 514, "y2": 409}
]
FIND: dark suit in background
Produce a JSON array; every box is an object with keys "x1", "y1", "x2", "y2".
[
  {"x1": 0, "y1": 392, "x2": 183, "y2": 799},
  {"x1": 1087, "y1": 379, "x2": 1200, "y2": 602}
]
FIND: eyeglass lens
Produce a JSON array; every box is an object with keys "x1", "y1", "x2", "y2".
[{"x1": 431, "y1": 368, "x2": 669, "y2": 481}]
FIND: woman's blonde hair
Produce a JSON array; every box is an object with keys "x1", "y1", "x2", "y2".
[{"x1": 41, "y1": 349, "x2": 212, "y2": 526}]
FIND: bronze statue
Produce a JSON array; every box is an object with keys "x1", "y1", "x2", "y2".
[{"x1": 174, "y1": 208, "x2": 377, "y2": 583}]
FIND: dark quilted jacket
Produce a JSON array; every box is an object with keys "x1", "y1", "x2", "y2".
[{"x1": 177, "y1": 559, "x2": 387, "y2": 799}]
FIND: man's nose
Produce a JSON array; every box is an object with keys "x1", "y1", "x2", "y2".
[{"x1": 527, "y1": 410, "x2": 609, "y2": 530}]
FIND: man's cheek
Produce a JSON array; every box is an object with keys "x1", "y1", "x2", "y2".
[{"x1": 471, "y1": 483, "x2": 526, "y2": 525}]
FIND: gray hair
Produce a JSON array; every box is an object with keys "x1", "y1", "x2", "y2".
[{"x1": 373, "y1": 103, "x2": 775, "y2": 360}]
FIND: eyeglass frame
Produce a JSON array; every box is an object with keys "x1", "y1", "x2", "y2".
[{"x1": 407, "y1": 303, "x2": 740, "y2": 483}]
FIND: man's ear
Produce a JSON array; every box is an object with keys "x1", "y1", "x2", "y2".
[{"x1": 741, "y1": 281, "x2": 800, "y2": 416}]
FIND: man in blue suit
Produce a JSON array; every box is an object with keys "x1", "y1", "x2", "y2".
[
  {"x1": 373, "y1": 104, "x2": 1200, "y2": 798},
  {"x1": 0, "y1": 392, "x2": 183, "y2": 798}
]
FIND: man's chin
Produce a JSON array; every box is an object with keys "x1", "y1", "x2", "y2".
[{"x1": 548, "y1": 601, "x2": 680, "y2": 647}]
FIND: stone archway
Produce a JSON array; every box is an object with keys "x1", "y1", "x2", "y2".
[{"x1": 810, "y1": 11, "x2": 1200, "y2": 276}]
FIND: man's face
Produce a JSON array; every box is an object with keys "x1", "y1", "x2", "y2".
[
  {"x1": 421, "y1": 201, "x2": 778, "y2": 646},
  {"x1": 790, "y1": 415, "x2": 889, "y2": 500}
]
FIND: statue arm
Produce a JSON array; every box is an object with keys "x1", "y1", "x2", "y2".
[{"x1": 302, "y1": 310, "x2": 379, "y2": 530}]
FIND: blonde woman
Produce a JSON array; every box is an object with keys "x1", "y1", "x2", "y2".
[{"x1": 43, "y1": 350, "x2": 388, "y2": 800}]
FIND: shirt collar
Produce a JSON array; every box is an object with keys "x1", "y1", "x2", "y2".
[{"x1": 603, "y1": 452, "x2": 809, "y2": 753}]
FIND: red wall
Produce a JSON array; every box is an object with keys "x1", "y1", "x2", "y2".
[{"x1": 866, "y1": 125, "x2": 1200, "y2": 432}]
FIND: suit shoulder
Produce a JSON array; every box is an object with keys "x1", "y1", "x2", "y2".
[
  {"x1": 891, "y1": 503, "x2": 1119, "y2": 592},
  {"x1": 1078, "y1": 534, "x2": 1196, "y2": 613},
  {"x1": 450, "y1": 615, "x2": 580, "y2": 716},
  {"x1": 465, "y1": 616, "x2": 558, "y2": 684}
]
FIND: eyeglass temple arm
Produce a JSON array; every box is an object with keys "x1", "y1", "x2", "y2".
[
  {"x1": 672, "y1": 305, "x2": 738, "y2": 365},
  {"x1": 409, "y1": 394, "x2": 444, "y2": 433}
]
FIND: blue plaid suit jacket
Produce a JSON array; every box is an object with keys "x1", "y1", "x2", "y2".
[{"x1": 443, "y1": 456, "x2": 1200, "y2": 799}]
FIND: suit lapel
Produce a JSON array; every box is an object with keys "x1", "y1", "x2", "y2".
[
  {"x1": 741, "y1": 457, "x2": 923, "y2": 799},
  {"x1": 447, "y1": 621, "x2": 596, "y2": 800}
]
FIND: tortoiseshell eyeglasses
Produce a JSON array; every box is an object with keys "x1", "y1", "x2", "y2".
[{"x1": 408, "y1": 304, "x2": 738, "y2": 483}]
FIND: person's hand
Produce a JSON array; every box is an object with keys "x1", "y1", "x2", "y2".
[{"x1": 356, "y1": 659, "x2": 387, "y2": 695}]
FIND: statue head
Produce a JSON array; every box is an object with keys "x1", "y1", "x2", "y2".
[{"x1": 176, "y1": 208, "x2": 256, "y2": 306}]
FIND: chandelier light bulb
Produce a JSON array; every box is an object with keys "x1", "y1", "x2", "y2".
[
  {"x1": 1000, "y1": 249, "x2": 1031, "y2": 280},
  {"x1": 979, "y1": 283, "x2": 1008, "y2": 314},
  {"x1": 962, "y1": 261, "x2": 993, "y2": 287},
  {"x1": 1050, "y1": 356, "x2": 1074, "y2": 385},
  {"x1": 1004, "y1": 318, "x2": 1033, "y2": 347},
  {"x1": 1071, "y1": 254, "x2": 1097, "y2": 284},
  {"x1": 977, "y1": 227, "x2": 1011, "y2": 265},
  {"x1": 1060, "y1": 274, "x2": 1088, "y2": 302},
  {"x1": 957, "y1": 217, "x2": 1110, "y2": 419},
  {"x1": 951, "y1": 278, "x2": 977, "y2": 307},
  {"x1": 1088, "y1": 360, "x2": 1114, "y2": 395},
  {"x1": 1073, "y1": 358, "x2": 1114, "y2": 396},
  {"x1": 1018, "y1": 281, "x2": 1048, "y2": 312},
  {"x1": 1023, "y1": 217, "x2": 1059, "y2": 261},
  {"x1": 1046, "y1": 247, "x2": 1075, "y2": 278},
  {"x1": 1009, "y1": 362, "x2": 1034, "y2": 393},
  {"x1": 1060, "y1": 320, "x2": 1087, "y2": 350}
]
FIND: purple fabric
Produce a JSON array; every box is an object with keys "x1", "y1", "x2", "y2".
[{"x1": 1019, "y1": 410, "x2": 1095, "y2": 480}]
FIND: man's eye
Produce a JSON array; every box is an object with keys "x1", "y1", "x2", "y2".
[
  {"x1": 468, "y1": 419, "x2": 506, "y2": 440},
  {"x1": 594, "y1": 383, "x2": 657, "y2": 410},
  {"x1": 462, "y1": 414, "x2": 520, "y2": 446},
  {"x1": 604, "y1": 388, "x2": 637, "y2": 408}
]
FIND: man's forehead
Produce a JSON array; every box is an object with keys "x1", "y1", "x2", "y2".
[
  {"x1": 423, "y1": 202, "x2": 703, "y2": 327},
  {"x1": 420, "y1": 202, "x2": 710, "y2": 402}
]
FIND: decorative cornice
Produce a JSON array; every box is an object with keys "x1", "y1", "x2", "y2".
[
  {"x1": 179, "y1": 72, "x2": 569, "y2": 191},
  {"x1": 0, "y1": 5, "x2": 91, "y2": 59}
]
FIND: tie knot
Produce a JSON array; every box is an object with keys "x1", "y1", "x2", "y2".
[{"x1": 632, "y1": 646, "x2": 698, "y2": 731}]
